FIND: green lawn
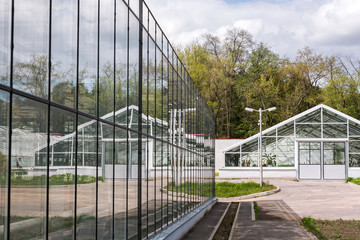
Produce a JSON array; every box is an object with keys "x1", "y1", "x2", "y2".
[
  {"x1": 164, "y1": 181, "x2": 276, "y2": 198},
  {"x1": 301, "y1": 217, "x2": 360, "y2": 240},
  {"x1": 215, "y1": 181, "x2": 276, "y2": 198},
  {"x1": 1, "y1": 173, "x2": 104, "y2": 186}
]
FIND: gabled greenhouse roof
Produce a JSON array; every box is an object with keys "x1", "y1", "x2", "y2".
[{"x1": 223, "y1": 104, "x2": 360, "y2": 152}]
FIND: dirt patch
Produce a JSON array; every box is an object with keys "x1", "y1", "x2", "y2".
[
  {"x1": 213, "y1": 202, "x2": 238, "y2": 240},
  {"x1": 302, "y1": 218, "x2": 360, "y2": 240}
]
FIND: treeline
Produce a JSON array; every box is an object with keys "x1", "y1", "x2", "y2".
[{"x1": 178, "y1": 28, "x2": 360, "y2": 138}]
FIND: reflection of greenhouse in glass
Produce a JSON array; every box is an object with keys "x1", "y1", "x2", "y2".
[
  {"x1": 223, "y1": 104, "x2": 360, "y2": 180},
  {"x1": 0, "y1": 0, "x2": 215, "y2": 239}
]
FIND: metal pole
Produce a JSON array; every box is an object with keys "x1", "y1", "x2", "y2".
[{"x1": 259, "y1": 109, "x2": 263, "y2": 187}]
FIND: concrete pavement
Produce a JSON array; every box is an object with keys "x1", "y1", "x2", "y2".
[{"x1": 218, "y1": 178, "x2": 360, "y2": 220}]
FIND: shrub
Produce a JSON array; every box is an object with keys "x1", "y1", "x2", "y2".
[{"x1": 345, "y1": 177, "x2": 354, "y2": 183}]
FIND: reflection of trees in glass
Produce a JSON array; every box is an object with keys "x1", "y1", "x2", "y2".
[
  {"x1": 10, "y1": 55, "x2": 171, "y2": 122},
  {"x1": 13, "y1": 55, "x2": 49, "y2": 98},
  {"x1": 0, "y1": 151, "x2": 6, "y2": 176}
]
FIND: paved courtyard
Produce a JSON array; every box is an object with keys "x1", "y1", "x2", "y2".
[{"x1": 218, "y1": 178, "x2": 360, "y2": 220}]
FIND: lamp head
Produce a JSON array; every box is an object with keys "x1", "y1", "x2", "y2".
[
  {"x1": 245, "y1": 107, "x2": 254, "y2": 112},
  {"x1": 267, "y1": 107, "x2": 276, "y2": 112}
]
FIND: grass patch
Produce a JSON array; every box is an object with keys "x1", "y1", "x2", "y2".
[
  {"x1": 301, "y1": 217, "x2": 360, "y2": 240},
  {"x1": 164, "y1": 182, "x2": 213, "y2": 197},
  {"x1": 253, "y1": 201, "x2": 259, "y2": 220},
  {"x1": 215, "y1": 181, "x2": 276, "y2": 198},
  {"x1": 345, "y1": 177, "x2": 360, "y2": 185},
  {"x1": 1, "y1": 174, "x2": 105, "y2": 186}
]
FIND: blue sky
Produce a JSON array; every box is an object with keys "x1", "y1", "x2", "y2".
[{"x1": 146, "y1": 0, "x2": 360, "y2": 59}]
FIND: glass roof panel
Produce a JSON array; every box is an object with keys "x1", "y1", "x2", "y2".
[
  {"x1": 323, "y1": 108, "x2": 346, "y2": 123},
  {"x1": 296, "y1": 124, "x2": 321, "y2": 138},
  {"x1": 227, "y1": 146, "x2": 240, "y2": 153},
  {"x1": 241, "y1": 138, "x2": 258, "y2": 152},
  {"x1": 296, "y1": 108, "x2": 321, "y2": 123},
  {"x1": 349, "y1": 121, "x2": 360, "y2": 136},
  {"x1": 277, "y1": 121, "x2": 294, "y2": 136},
  {"x1": 323, "y1": 124, "x2": 347, "y2": 138},
  {"x1": 264, "y1": 129, "x2": 276, "y2": 136}
]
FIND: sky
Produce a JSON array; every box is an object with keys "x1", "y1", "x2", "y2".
[{"x1": 145, "y1": 0, "x2": 360, "y2": 59}]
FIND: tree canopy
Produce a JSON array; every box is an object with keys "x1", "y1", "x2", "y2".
[{"x1": 178, "y1": 28, "x2": 360, "y2": 138}]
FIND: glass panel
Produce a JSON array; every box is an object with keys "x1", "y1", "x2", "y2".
[
  {"x1": 323, "y1": 108, "x2": 346, "y2": 123},
  {"x1": 13, "y1": 0, "x2": 49, "y2": 98},
  {"x1": 0, "y1": 91, "x2": 9, "y2": 239},
  {"x1": 324, "y1": 142, "x2": 345, "y2": 165},
  {"x1": 225, "y1": 154, "x2": 239, "y2": 167},
  {"x1": 276, "y1": 153, "x2": 294, "y2": 167},
  {"x1": 323, "y1": 124, "x2": 347, "y2": 138},
  {"x1": 262, "y1": 137, "x2": 276, "y2": 152},
  {"x1": 78, "y1": 0, "x2": 98, "y2": 115},
  {"x1": 277, "y1": 137, "x2": 294, "y2": 152},
  {"x1": 296, "y1": 124, "x2": 321, "y2": 138},
  {"x1": 129, "y1": 0, "x2": 139, "y2": 18},
  {"x1": 241, "y1": 139, "x2": 258, "y2": 153},
  {"x1": 227, "y1": 146, "x2": 240, "y2": 153},
  {"x1": 263, "y1": 153, "x2": 277, "y2": 167},
  {"x1": 128, "y1": 12, "x2": 139, "y2": 132},
  {"x1": 296, "y1": 109, "x2": 321, "y2": 123},
  {"x1": 10, "y1": 95, "x2": 47, "y2": 239},
  {"x1": 240, "y1": 153, "x2": 258, "y2": 167},
  {"x1": 349, "y1": 141, "x2": 360, "y2": 153},
  {"x1": 115, "y1": 1, "x2": 128, "y2": 118},
  {"x1": 299, "y1": 142, "x2": 320, "y2": 164},
  {"x1": 0, "y1": 0, "x2": 10, "y2": 86},
  {"x1": 48, "y1": 107, "x2": 76, "y2": 238},
  {"x1": 76, "y1": 116, "x2": 97, "y2": 239},
  {"x1": 277, "y1": 122, "x2": 294, "y2": 136},
  {"x1": 98, "y1": 123, "x2": 113, "y2": 238},
  {"x1": 114, "y1": 127, "x2": 126, "y2": 240},
  {"x1": 349, "y1": 121, "x2": 360, "y2": 136},
  {"x1": 349, "y1": 154, "x2": 360, "y2": 167},
  {"x1": 51, "y1": 0, "x2": 77, "y2": 108},
  {"x1": 99, "y1": 0, "x2": 115, "y2": 119}
]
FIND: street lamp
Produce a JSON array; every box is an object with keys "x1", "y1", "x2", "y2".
[{"x1": 245, "y1": 107, "x2": 276, "y2": 187}]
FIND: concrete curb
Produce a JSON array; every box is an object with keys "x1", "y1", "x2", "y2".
[
  {"x1": 207, "y1": 202, "x2": 230, "y2": 240},
  {"x1": 218, "y1": 186, "x2": 280, "y2": 201},
  {"x1": 150, "y1": 198, "x2": 217, "y2": 240}
]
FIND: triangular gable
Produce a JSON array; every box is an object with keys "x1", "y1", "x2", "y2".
[{"x1": 223, "y1": 104, "x2": 360, "y2": 152}]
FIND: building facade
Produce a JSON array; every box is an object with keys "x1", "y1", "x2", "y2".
[
  {"x1": 221, "y1": 104, "x2": 360, "y2": 180},
  {"x1": 0, "y1": 0, "x2": 216, "y2": 239}
]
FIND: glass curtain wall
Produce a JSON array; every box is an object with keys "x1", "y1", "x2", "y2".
[
  {"x1": 225, "y1": 106, "x2": 360, "y2": 168},
  {"x1": 0, "y1": 0, "x2": 216, "y2": 239}
]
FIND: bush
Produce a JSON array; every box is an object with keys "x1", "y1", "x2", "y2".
[{"x1": 345, "y1": 177, "x2": 354, "y2": 183}]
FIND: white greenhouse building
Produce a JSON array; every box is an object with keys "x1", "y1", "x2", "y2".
[{"x1": 221, "y1": 104, "x2": 360, "y2": 180}]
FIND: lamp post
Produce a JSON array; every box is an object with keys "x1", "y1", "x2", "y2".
[{"x1": 245, "y1": 107, "x2": 276, "y2": 187}]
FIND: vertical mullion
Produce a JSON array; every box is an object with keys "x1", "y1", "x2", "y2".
[
  {"x1": 166, "y1": 41, "x2": 170, "y2": 225},
  {"x1": 146, "y1": 7, "x2": 150, "y2": 237},
  {"x1": 74, "y1": 0, "x2": 81, "y2": 238},
  {"x1": 154, "y1": 24, "x2": 157, "y2": 232},
  {"x1": 96, "y1": 0, "x2": 101, "y2": 238},
  {"x1": 160, "y1": 32, "x2": 164, "y2": 229},
  {"x1": 46, "y1": 0, "x2": 53, "y2": 238},
  {"x1": 125, "y1": 1, "x2": 130, "y2": 238},
  {"x1": 7, "y1": 0, "x2": 15, "y2": 237},
  {"x1": 138, "y1": 0, "x2": 143, "y2": 238},
  {"x1": 112, "y1": 1, "x2": 117, "y2": 239}
]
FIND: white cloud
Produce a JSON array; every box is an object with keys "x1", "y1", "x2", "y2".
[{"x1": 145, "y1": 0, "x2": 360, "y2": 59}]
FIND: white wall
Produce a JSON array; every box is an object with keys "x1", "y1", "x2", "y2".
[{"x1": 215, "y1": 139, "x2": 243, "y2": 172}]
